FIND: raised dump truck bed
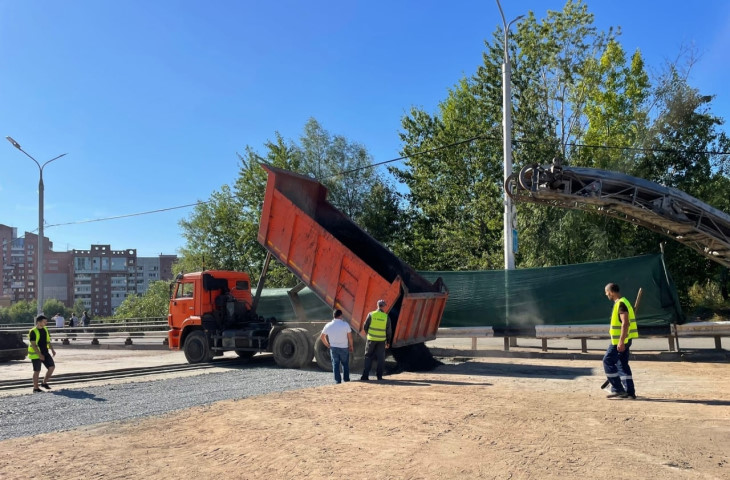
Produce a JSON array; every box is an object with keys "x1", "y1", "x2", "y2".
[{"x1": 258, "y1": 165, "x2": 448, "y2": 347}]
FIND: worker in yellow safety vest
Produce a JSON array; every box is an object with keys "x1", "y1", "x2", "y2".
[
  {"x1": 28, "y1": 315, "x2": 56, "y2": 393},
  {"x1": 360, "y1": 299, "x2": 392, "y2": 381},
  {"x1": 603, "y1": 283, "x2": 638, "y2": 399}
]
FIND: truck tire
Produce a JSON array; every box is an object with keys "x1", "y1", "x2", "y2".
[
  {"x1": 313, "y1": 336, "x2": 331, "y2": 371},
  {"x1": 291, "y1": 328, "x2": 314, "y2": 367},
  {"x1": 349, "y1": 333, "x2": 366, "y2": 372},
  {"x1": 272, "y1": 328, "x2": 310, "y2": 368},
  {"x1": 183, "y1": 331, "x2": 213, "y2": 364}
]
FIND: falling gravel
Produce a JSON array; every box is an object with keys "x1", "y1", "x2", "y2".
[{"x1": 0, "y1": 361, "x2": 332, "y2": 441}]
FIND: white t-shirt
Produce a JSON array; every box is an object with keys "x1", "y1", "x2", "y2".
[
  {"x1": 54, "y1": 315, "x2": 65, "y2": 328},
  {"x1": 321, "y1": 318, "x2": 351, "y2": 348}
]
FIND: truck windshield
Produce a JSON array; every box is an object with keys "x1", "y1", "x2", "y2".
[{"x1": 175, "y1": 282, "x2": 194, "y2": 299}]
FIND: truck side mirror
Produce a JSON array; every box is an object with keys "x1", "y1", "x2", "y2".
[{"x1": 202, "y1": 273, "x2": 216, "y2": 291}]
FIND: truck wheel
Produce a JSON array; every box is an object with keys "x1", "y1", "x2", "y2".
[
  {"x1": 313, "y1": 336, "x2": 331, "y2": 371},
  {"x1": 184, "y1": 331, "x2": 213, "y2": 364},
  {"x1": 292, "y1": 328, "x2": 314, "y2": 367},
  {"x1": 272, "y1": 329, "x2": 309, "y2": 368},
  {"x1": 349, "y1": 334, "x2": 366, "y2": 372}
]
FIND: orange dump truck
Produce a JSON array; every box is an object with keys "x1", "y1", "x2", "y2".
[
  {"x1": 258, "y1": 164, "x2": 448, "y2": 349},
  {"x1": 168, "y1": 164, "x2": 448, "y2": 369}
]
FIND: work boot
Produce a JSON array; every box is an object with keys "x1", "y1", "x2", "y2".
[{"x1": 606, "y1": 391, "x2": 628, "y2": 398}]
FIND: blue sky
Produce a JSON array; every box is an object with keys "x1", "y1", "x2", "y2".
[{"x1": 1, "y1": 0, "x2": 728, "y2": 257}]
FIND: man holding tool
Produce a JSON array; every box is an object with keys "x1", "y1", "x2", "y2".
[{"x1": 602, "y1": 283, "x2": 639, "y2": 399}]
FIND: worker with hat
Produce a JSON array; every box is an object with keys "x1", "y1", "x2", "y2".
[{"x1": 360, "y1": 299, "x2": 392, "y2": 381}]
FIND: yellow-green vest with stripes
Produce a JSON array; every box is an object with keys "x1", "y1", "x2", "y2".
[
  {"x1": 28, "y1": 327, "x2": 51, "y2": 359},
  {"x1": 609, "y1": 297, "x2": 638, "y2": 345},
  {"x1": 366, "y1": 310, "x2": 388, "y2": 342}
]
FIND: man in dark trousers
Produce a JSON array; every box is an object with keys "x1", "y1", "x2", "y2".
[
  {"x1": 603, "y1": 283, "x2": 638, "y2": 399},
  {"x1": 28, "y1": 315, "x2": 56, "y2": 393},
  {"x1": 360, "y1": 299, "x2": 392, "y2": 381}
]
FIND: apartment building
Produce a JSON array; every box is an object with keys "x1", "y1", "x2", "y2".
[
  {"x1": 136, "y1": 255, "x2": 177, "y2": 293},
  {"x1": 0, "y1": 224, "x2": 177, "y2": 315},
  {"x1": 0, "y1": 225, "x2": 54, "y2": 305},
  {"x1": 72, "y1": 245, "x2": 138, "y2": 316}
]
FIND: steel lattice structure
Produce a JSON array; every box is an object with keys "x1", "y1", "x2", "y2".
[{"x1": 505, "y1": 159, "x2": 730, "y2": 268}]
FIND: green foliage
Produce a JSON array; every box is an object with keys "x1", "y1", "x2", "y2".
[
  {"x1": 391, "y1": 0, "x2": 729, "y2": 311},
  {"x1": 177, "y1": 118, "x2": 400, "y2": 287},
  {"x1": 688, "y1": 280, "x2": 729, "y2": 316},
  {"x1": 72, "y1": 299, "x2": 87, "y2": 316},
  {"x1": 0, "y1": 298, "x2": 88, "y2": 324},
  {"x1": 42, "y1": 298, "x2": 71, "y2": 319},
  {"x1": 6, "y1": 300, "x2": 36, "y2": 324},
  {"x1": 354, "y1": 180, "x2": 407, "y2": 252},
  {"x1": 169, "y1": 0, "x2": 728, "y2": 310},
  {"x1": 393, "y1": 0, "x2": 639, "y2": 270},
  {"x1": 113, "y1": 281, "x2": 171, "y2": 319},
  {"x1": 0, "y1": 308, "x2": 10, "y2": 324}
]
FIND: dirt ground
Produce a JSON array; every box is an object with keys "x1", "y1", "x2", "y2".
[{"x1": 1, "y1": 356, "x2": 728, "y2": 480}]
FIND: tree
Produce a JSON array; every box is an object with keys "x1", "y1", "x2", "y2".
[
  {"x1": 177, "y1": 119, "x2": 390, "y2": 287},
  {"x1": 629, "y1": 63, "x2": 730, "y2": 305},
  {"x1": 7, "y1": 300, "x2": 36, "y2": 324},
  {"x1": 393, "y1": 0, "x2": 630, "y2": 270},
  {"x1": 354, "y1": 179, "x2": 406, "y2": 252},
  {"x1": 73, "y1": 299, "x2": 87, "y2": 316},
  {"x1": 114, "y1": 281, "x2": 171, "y2": 319},
  {"x1": 42, "y1": 298, "x2": 70, "y2": 320}
]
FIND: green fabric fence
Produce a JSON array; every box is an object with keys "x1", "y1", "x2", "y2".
[
  {"x1": 420, "y1": 254, "x2": 683, "y2": 329},
  {"x1": 257, "y1": 254, "x2": 684, "y2": 330}
]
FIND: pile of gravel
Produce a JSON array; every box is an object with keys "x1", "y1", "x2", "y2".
[{"x1": 0, "y1": 362, "x2": 332, "y2": 441}]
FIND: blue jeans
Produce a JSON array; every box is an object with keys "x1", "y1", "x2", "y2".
[
  {"x1": 603, "y1": 340, "x2": 635, "y2": 396},
  {"x1": 330, "y1": 347, "x2": 350, "y2": 383}
]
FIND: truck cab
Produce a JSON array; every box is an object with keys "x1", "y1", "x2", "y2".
[{"x1": 168, "y1": 270, "x2": 276, "y2": 363}]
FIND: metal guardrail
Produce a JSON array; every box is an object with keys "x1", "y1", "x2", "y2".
[
  {"x1": 0, "y1": 317, "x2": 165, "y2": 329},
  {"x1": 434, "y1": 323, "x2": 730, "y2": 353},
  {"x1": 4, "y1": 320, "x2": 729, "y2": 351},
  {"x1": 2, "y1": 321, "x2": 169, "y2": 346}
]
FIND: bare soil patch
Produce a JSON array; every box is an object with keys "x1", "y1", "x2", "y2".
[{"x1": 1, "y1": 357, "x2": 728, "y2": 479}]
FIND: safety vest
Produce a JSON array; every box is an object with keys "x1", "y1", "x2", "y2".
[
  {"x1": 366, "y1": 310, "x2": 388, "y2": 342},
  {"x1": 609, "y1": 297, "x2": 638, "y2": 345},
  {"x1": 28, "y1": 327, "x2": 51, "y2": 359}
]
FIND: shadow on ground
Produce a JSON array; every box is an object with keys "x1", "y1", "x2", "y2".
[
  {"x1": 52, "y1": 389, "x2": 107, "y2": 402},
  {"x1": 432, "y1": 360, "x2": 595, "y2": 380}
]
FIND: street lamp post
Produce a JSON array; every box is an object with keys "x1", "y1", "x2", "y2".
[
  {"x1": 496, "y1": 1, "x2": 523, "y2": 348},
  {"x1": 496, "y1": 0, "x2": 523, "y2": 271},
  {"x1": 5, "y1": 136, "x2": 67, "y2": 316}
]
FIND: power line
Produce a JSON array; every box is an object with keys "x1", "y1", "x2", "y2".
[
  {"x1": 45, "y1": 202, "x2": 206, "y2": 228},
  {"x1": 38, "y1": 134, "x2": 730, "y2": 229},
  {"x1": 329, "y1": 135, "x2": 487, "y2": 178}
]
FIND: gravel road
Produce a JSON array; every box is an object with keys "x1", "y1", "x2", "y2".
[{"x1": 0, "y1": 359, "x2": 332, "y2": 441}]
